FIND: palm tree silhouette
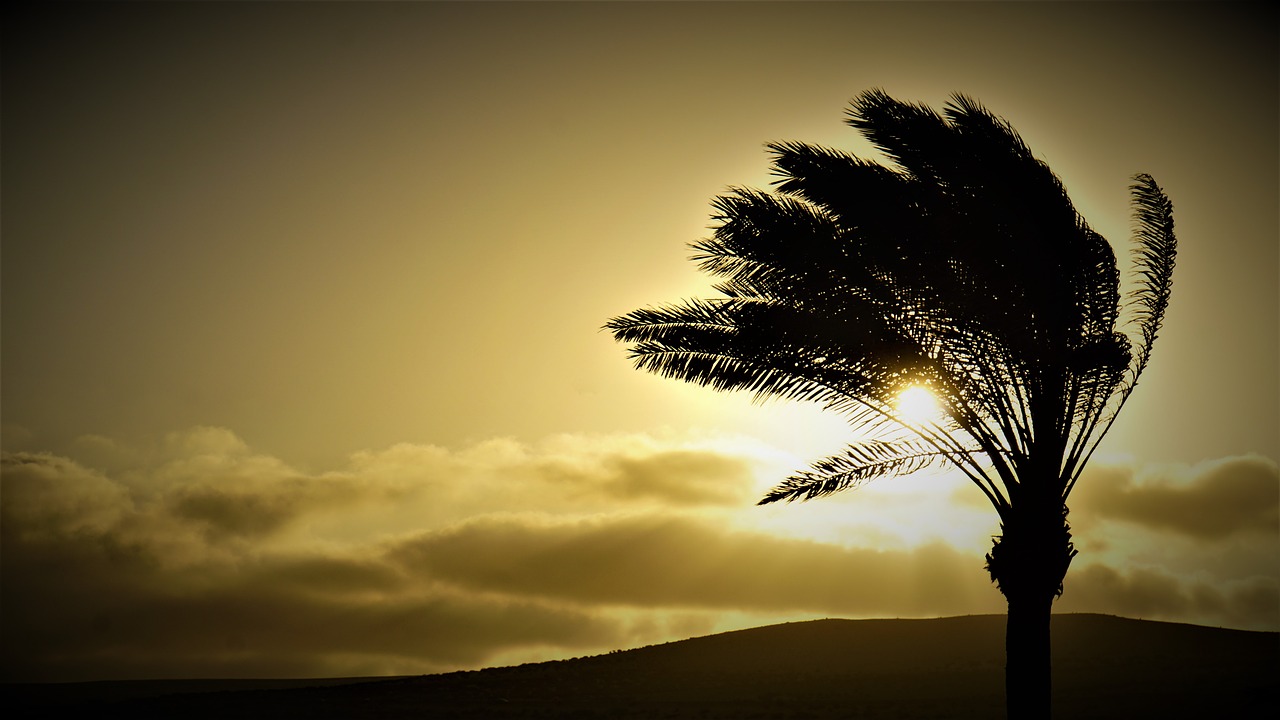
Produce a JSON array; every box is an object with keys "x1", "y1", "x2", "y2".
[{"x1": 606, "y1": 89, "x2": 1176, "y2": 719}]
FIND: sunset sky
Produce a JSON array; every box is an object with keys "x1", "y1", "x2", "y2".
[{"x1": 2, "y1": 1, "x2": 1276, "y2": 682}]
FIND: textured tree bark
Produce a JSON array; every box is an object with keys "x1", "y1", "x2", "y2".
[{"x1": 986, "y1": 501, "x2": 1076, "y2": 720}]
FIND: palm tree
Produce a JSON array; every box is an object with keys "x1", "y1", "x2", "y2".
[{"x1": 606, "y1": 89, "x2": 1176, "y2": 719}]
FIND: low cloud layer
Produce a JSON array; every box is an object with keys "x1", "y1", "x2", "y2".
[
  {"x1": 390, "y1": 514, "x2": 997, "y2": 615},
  {"x1": 2, "y1": 429, "x2": 1276, "y2": 681},
  {"x1": 1069, "y1": 455, "x2": 1279, "y2": 539}
]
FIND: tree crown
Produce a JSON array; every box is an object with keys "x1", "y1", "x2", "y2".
[{"x1": 606, "y1": 90, "x2": 1176, "y2": 516}]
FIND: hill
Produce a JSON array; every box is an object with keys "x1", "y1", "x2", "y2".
[{"x1": 5, "y1": 614, "x2": 1276, "y2": 719}]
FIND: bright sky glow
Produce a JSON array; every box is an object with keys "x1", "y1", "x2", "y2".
[{"x1": 896, "y1": 385, "x2": 944, "y2": 427}]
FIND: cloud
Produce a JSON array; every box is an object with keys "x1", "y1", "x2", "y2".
[
  {"x1": 2, "y1": 548, "x2": 641, "y2": 681},
  {"x1": 342, "y1": 433, "x2": 759, "y2": 515},
  {"x1": 2, "y1": 429, "x2": 1277, "y2": 682},
  {"x1": 539, "y1": 447, "x2": 754, "y2": 505},
  {"x1": 388, "y1": 513, "x2": 1000, "y2": 617},
  {"x1": 1, "y1": 452, "x2": 133, "y2": 538},
  {"x1": 0, "y1": 477, "x2": 667, "y2": 680},
  {"x1": 1070, "y1": 455, "x2": 1279, "y2": 540},
  {"x1": 1058, "y1": 564, "x2": 1279, "y2": 631},
  {"x1": 0, "y1": 429, "x2": 766, "y2": 681},
  {"x1": 164, "y1": 474, "x2": 366, "y2": 541}
]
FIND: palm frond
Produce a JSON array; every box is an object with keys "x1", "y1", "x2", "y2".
[
  {"x1": 758, "y1": 440, "x2": 956, "y2": 504},
  {"x1": 1062, "y1": 173, "x2": 1176, "y2": 498},
  {"x1": 690, "y1": 188, "x2": 853, "y2": 302},
  {"x1": 607, "y1": 294, "x2": 934, "y2": 416},
  {"x1": 845, "y1": 88, "x2": 954, "y2": 181},
  {"x1": 766, "y1": 141, "x2": 917, "y2": 229},
  {"x1": 1125, "y1": 173, "x2": 1178, "y2": 377}
]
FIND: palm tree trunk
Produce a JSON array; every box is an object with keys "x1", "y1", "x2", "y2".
[
  {"x1": 1005, "y1": 592, "x2": 1054, "y2": 720},
  {"x1": 986, "y1": 500, "x2": 1077, "y2": 720}
]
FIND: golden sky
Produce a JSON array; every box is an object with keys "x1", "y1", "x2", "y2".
[{"x1": 2, "y1": 1, "x2": 1277, "y2": 682}]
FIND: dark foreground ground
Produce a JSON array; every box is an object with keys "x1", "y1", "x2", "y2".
[{"x1": 5, "y1": 614, "x2": 1276, "y2": 719}]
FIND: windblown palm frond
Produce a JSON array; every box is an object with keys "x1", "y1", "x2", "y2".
[
  {"x1": 1125, "y1": 173, "x2": 1178, "y2": 374},
  {"x1": 1062, "y1": 173, "x2": 1177, "y2": 496},
  {"x1": 759, "y1": 439, "x2": 957, "y2": 504}
]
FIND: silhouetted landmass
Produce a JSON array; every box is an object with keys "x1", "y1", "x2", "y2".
[{"x1": 5, "y1": 614, "x2": 1275, "y2": 719}]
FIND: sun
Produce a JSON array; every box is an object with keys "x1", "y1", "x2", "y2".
[{"x1": 896, "y1": 385, "x2": 943, "y2": 426}]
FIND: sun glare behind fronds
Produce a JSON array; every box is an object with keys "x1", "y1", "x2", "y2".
[{"x1": 896, "y1": 385, "x2": 943, "y2": 426}]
